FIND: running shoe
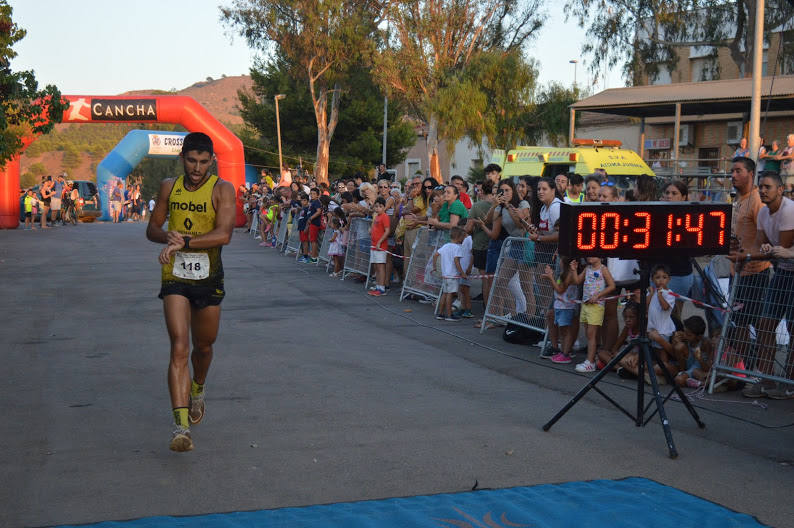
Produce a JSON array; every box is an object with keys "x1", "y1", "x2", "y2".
[
  {"x1": 309, "y1": 258, "x2": 319, "y2": 264},
  {"x1": 169, "y1": 426, "x2": 193, "y2": 452},
  {"x1": 575, "y1": 360, "x2": 596, "y2": 373},
  {"x1": 741, "y1": 380, "x2": 773, "y2": 398},
  {"x1": 367, "y1": 289, "x2": 386, "y2": 296},
  {"x1": 461, "y1": 309, "x2": 474, "y2": 318},
  {"x1": 189, "y1": 393, "x2": 205, "y2": 425},
  {"x1": 765, "y1": 384, "x2": 794, "y2": 400},
  {"x1": 539, "y1": 345, "x2": 560, "y2": 360},
  {"x1": 685, "y1": 378, "x2": 703, "y2": 389},
  {"x1": 616, "y1": 367, "x2": 637, "y2": 379},
  {"x1": 445, "y1": 314, "x2": 462, "y2": 322},
  {"x1": 435, "y1": 313, "x2": 445, "y2": 320},
  {"x1": 550, "y1": 352, "x2": 572, "y2": 364},
  {"x1": 297, "y1": 256, "x2": 308, "y2": 263}
]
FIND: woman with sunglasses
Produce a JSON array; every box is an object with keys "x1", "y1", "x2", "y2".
[
  {"x1": 428, "y1": 184, "x2": 468, "y2": 230},
  {"x1": 397, "y1": 177, "x2": 433, "y2": 262},
  {"x1": 377, "y1": 178, "x2": 402, "y2": 288}
]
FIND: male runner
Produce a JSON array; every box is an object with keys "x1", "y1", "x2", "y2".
[{"x1": 146, "y1": 132, "x2": 236, "y2": 452}]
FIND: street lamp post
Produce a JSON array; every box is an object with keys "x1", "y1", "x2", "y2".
[
  {"x1": 274, "y1": 94, "x2": 286, "y2": 179},
  {"x1": 570, "y1": 59, "x2": 578, "y2": 89}
]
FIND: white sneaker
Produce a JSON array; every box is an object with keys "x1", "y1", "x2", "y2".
[{"x1": 575, "y1": 360, "x2": 596, "y2": 373}]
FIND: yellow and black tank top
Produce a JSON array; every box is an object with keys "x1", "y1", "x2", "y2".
[{"x1": 161, "y1": 174, "x2": 224, "y2": 285}]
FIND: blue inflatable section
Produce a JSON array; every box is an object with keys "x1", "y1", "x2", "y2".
[
  {"x1": 96, "y1": 130, "x2": 188, "y2": 221},
  {"x1": 54, "y1": 478, "x2": 766, "y2": 528},
  {"x1": 244, "y1": 164, "x2": 259, "y2": 186}
]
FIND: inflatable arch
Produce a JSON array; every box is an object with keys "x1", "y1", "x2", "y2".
[
  {"x1": 96, "y1": 130, "x2": 187, "y2": 220},
  {"x1": 0, "y1": 95, "x2": 246, "y2": 228}
]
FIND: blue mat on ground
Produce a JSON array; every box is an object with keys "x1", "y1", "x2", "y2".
[{"x1": 57, "y1": 477, "x2": 767, "y2": 528}]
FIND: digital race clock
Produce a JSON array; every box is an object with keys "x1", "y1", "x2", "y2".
[{"x1": 558, "y1": 202, "x2": 732, "y2": 258}]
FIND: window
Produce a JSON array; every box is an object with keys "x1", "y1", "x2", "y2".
[
  {"x1": 698, "y1": 148, "x2": 720, "y2": 172},
  {"x1": 406, "y1": 159, "x2": 421, "y2": 179},
  {"x1": 649, "y1": 64, "x2": 672, "y2": 85},
  {"x1": 691, "y1": 57, "x2": 719, "y2": 82},
  {"x1": 726, "y1": 121, "x2": 743, "y2": 145}
]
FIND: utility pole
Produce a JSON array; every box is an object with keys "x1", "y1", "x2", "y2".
[
  {"x1": 748, "y1": 0, "x2": 764, "y2": 164},
  {"x1": 382, "y1": 96, "x2": 388, "y2": 166},
  {"x1": 274, "y1": 94, "x2": 286, "y2": 176}
]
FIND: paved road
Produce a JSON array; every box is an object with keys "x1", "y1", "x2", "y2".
[{"x1": 1, "y1": 223, "x2": 792, "y2": 527}]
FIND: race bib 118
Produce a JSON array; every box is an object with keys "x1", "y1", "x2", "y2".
[{"x1": 173, "y1": 251, "x2": 210, "y2": 280}]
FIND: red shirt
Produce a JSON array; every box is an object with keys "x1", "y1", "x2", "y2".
[
  {"x1": 460, "y1": 192, "x2": 472, "y2": 209},
  {"x1": 371, "y1": 212, "x2": 390, "y2": 250}
]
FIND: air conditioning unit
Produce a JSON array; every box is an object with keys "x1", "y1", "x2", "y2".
[
  {"x1": 678, "y1": 124, "x2": 693, "y2": 146},
  {"x1": 726, "y1": 121, "x2": 743, "y2": 144}
]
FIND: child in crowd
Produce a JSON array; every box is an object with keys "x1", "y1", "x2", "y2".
[
  {"x1": 598, "y1": 301, "x2": 640, "y2": 373},
  {"x1": 434, "y1": 226, "x2": 467, "y2": 321},
  {"x1": 598, "y1": 182, "x2": 620, "y2": 202},
  {"x1": 647, "y1": 264, "x2": 676, "y2": 357},
  {"x1": 368, "y1": 197, "x2": 391, "y2": 296},
  {"x1": 328, "y1": 217, "x2": 345, "y2": 277},
  {"x1": 575, "y1": 256, "x2": 615, "y2": 372},
  {"x1": 24, "y1": 189, "x2": 36, "y2": 230},
  {"x1": 455, "y1": 228, "x2": 474, "y2": 318},
  {"x1": 543, "y1": 258, "x2": 580, "y2": 364},
  {"x1": 307, "y1": 188, "x2": 324, "y2": 263},
  {"x1": 672, "y1": 315, "x2": 713, "y2": 388},
  {"x1": 296, "y1": 192, "x2": 311, "y2": 263}
]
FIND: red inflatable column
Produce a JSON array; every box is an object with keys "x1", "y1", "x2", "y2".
[{"x1": 0, "y1": 156, "x2": 21, "y2": 229}]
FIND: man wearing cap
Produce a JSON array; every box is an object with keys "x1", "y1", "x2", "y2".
[{"x1": 146, "y1": 132, "x2": 236, "y2": 452}]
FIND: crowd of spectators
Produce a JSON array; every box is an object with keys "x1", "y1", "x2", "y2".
[
  {"x1": 20, "y1": 173, "x2": 97, "y2": 229},
  {"x1": 249, "y1": 158, "x2": 793, "y2": 400}
]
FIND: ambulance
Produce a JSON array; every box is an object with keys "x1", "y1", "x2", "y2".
[{"x1": 490, "y1": 139, "x2": 655, "y2": 188}]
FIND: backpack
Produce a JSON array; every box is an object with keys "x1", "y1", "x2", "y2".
[{"x1": 502, "y1": 313, "x2": 545, "y2": 345}]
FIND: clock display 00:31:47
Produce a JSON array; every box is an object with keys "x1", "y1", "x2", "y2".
[{"x1": 576, "y1": 210, "x2": 727, "y2": 250}]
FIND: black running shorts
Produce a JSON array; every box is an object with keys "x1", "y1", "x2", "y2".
[{"x1": 159, "y1": 280, "x2": 225, "y2": 309}]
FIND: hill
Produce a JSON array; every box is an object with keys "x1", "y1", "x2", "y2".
[{"x1": 20, "y1": 75, "x2": 254, "y2": 184}]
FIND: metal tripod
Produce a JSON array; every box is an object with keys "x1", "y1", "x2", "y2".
[{"x1": 542, "y1": 264, "x2": 705, "y2": 458}]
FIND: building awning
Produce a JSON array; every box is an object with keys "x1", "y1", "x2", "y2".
[{"x1": 571, "y1": 75, "x2": 794, "y2": 117}]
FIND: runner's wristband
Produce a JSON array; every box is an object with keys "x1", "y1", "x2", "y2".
[{"x1": 183, "y1": 236, "x2": 191, "y2": 250}]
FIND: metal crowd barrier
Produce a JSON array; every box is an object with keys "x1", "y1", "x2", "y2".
[
  {"x1": 275, "y1": 210, "x2": 290, "y2": 252},
  {"x1": 709, "y1": 262, "x2": 794, "y2": 393},
  {"x1": 249, "y1": 211, "x2": 259, "y2": 238},
  {"x1": 481, "y1": 237, "x2": 555, "y2": 338},
  {"x1": 317, "y1": 224, "x2": 333, "y2": 270},
  {"x1": 284, "y1": 216, "x2": 302, "y2": 257},
  {"x1": 399, "y1": 227, "x2": 449, "y2": 304},
  {"x1": 342, "y1": 217, "x2": 373, "y2": 288}
]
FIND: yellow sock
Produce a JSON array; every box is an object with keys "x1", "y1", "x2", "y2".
[
  {"x1": 173, "y1": 407, "x2": 189, "y2": 428},
  {"x1": 190, "y1": 379, "x2": 204, "y2": 397}
]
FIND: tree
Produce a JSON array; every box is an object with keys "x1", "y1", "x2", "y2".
[
  {"x1": 237, "y1": 54, "x2": 415, "y2": 178},
  {"x1": 221, "y1": 0, "x2": 380, "y2": 184},
  {"x1": 373, "y1": 0, "x2": 544, "y2": 177},
  {"x1": 566, "y1": 0, "x2": 794, "y2": 86},
  {"x1": 446, "y1": 49, "x2": 538, "y2": 154},
  {"x1": 0, "y1": 1, "x2": 67, "y2": 167},
  {"x1": 529, "y1": 83, "x2": 580, "y2": 147}
]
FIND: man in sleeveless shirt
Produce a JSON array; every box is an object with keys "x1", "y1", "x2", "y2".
[{"x1": 146, "y1": 132, "x2": 236, "y2": 452}]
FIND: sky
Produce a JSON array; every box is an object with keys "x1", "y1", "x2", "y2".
[{"x1": 8, "y1": 0, "x2": 623, "y2": 96}]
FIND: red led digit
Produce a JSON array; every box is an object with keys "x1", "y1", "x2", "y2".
[
  {"x1": 631, "y1": 212, "x2": 651, "y2": 249},
  {"x1": 577, "y1": 212, "x2": 597, "y2": 250},
  {"x1": 667, "y1": 214, "x2": 674, "y2": 246},
  {"x1": 684, "y1": 213, "x2": 704, "y2": 245},
  {"x1": 600, "y1": 212, "x2": 620, "y2": 249},
  {"x1": 709, "y1": 211, "x2": 726, "y2": 245}
]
